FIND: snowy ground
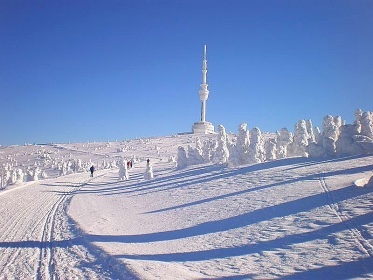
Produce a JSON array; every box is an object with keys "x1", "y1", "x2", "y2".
[{"x1": 0, "y1": 134, "x2": 372, "y2": 279}]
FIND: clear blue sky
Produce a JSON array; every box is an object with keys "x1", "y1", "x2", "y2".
[{"x1": 1, "y1": 0, "x2": 372, "y2": 145}]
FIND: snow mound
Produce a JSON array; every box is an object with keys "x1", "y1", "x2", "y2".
[{"x1": 354, "y1": 176, "x2": 373, "y2": 187}]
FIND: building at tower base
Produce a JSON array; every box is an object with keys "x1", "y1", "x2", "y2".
[{"x1": 192, "y1": 121, "x2": 215, "y2": 134}]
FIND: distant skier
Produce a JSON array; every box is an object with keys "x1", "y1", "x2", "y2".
[{"x1": 89, "y1": 165, "x2": 95, "y2": 177}]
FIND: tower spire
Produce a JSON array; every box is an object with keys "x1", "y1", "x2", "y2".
[
  {"x1": 192, "y1": 45, "x2": 215, "y2": 134},
  {"x1": 199, "y1": 44, "x2": 209, "y2": 122}
]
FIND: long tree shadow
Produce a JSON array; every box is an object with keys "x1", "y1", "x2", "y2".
[
  {"x1": 72, "y1": 157, "x2": 311, "y2": 196},
  {"x1": 145, "y1": 162, "x2": 373, "y2": 214},
  {"x1": 280, "y1": 256, "x2": 373, "y2": 280},
  {"x1": 86, "y1": 184, "x2": 372, "y2": 244},
  {"x1": 73, "y1": 159, "x2": 373, "y2": 200},
  {"x1": 72, "y1": 164, "x2": 223, "y2": 195},
  {"x1": 0, "y1": 237, "x2": 84, "y2": 249},
  {"x1": 111, "y1": 212, "x2": 373, "y2": 262}
]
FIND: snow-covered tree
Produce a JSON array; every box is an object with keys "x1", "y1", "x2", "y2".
[
  {"x1": 202, "y1": 139, "x2": 217, "y2": 163},
  {"x1": 187, "y1": 137, "x2": 204, "y2": 165},
  {"x1": 292, "y1": 120, "x2": 310, "y2": 157},
  {"x1": 360, "y1": 111, "x2": 373, "y2": 140},
  {"x1": 276, "y1": 128, "x2": 293, "y2": 159},
  {"x1": 9, "y1": 168, "x2": 24, "y2": 185},
  {"x1": 265, "y1": 138, "x2": 277, "y2": 161},
  {"x1": 321, "y1": 115, "x2": 342, "y2": 157},
  {"x1": 248, "y1": 127, "x2": 265, "y2": 163},
  {"x1": 212, "y1": 125, "x2": 230, "y2": 165},
  {"x1": 335, "y1": 124, "x2": 364, "y2": 156},
  {"x1": 118, "y1": 158, "x2": 129, "y2": 180},
  {"x1": 231, "y1": 123, "x2": 250, "y2": 165},
  {"x1": 176, "y1": 146, "x2": 188, "y2": 169},
  {"x1": 305, "y1": 119, "x2": 316, "y2": 143}
]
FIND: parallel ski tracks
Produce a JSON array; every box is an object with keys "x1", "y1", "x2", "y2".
[
  {"x1": 319, "y1": 176, "x2": 373, "y2": 258},
  {"x1": 0, "y1": 173, "x2": 104, "y2": 279},
  {"x1": 35, "y1": 176, "x2": 99, "y2": 280}
]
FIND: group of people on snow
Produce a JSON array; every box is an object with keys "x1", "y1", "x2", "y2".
[{"x1": 89, "y1": 159, "x2": 152, "y2": 180}]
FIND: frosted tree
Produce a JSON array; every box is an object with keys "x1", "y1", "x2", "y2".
[
  {"x1": 321, "y1": 115, "x2": 341, "y2": 157},
  {"x1": 188, "y1": 137, "x2": 204, "y2": 165},
  {"x1": 292, "y1": 120, "x2": 310, "y2": 157},
  {"x1": 9, "y1": 168, "x2": 24, "y2": 185},
  {"x1": 305, "y1": 119, "x2": 316, "y2": 143},
  {"x1": 265, "y1": 138, "x2": 277, "y2": 161},
  {"x1": 202, "y1": 139, "x2": 217, "y2": 163},
  {"x1": 212, "y1": 125, "x2": 230, "y2": 165},
  {"x1": 314, "y1": 126, "x2": 322, "y2": 144},
  {"x1": 360, "y1": 111, "x2": 373, "y2": 140},
  {"x1": 276, "y1": 128, "x2": 293, "y2": 159},
  {"x1": 355, "y1": 108, "x2": 363, "y2": 125},
  {"x1": 118, "y1": 158, "x2": 129, "y2": 180},
  {"x1": 176, "y1": 146, "x2": 188, "y2": 169},
  {"x1": 26, "y1": 166, "x2": 41, "y2": 181},
  {"x1": 231, "y1": 123, "x2": 250, "y2": 165},
  {"x1": 335, "y1": 124, "x2": 364, "y2": 156},
  {"x1": 248, "y1": 127, "x2": 265, "y2": 163},
  {"x1": 74, "y1": 159, "x2": 83, "y2": 173}
]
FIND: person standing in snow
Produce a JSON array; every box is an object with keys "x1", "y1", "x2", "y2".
[{"x1": 89, "y1": 165, "x2": 95, "y2": 177}]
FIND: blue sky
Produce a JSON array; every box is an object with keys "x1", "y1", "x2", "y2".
[{"x1": 1, "y1": 0, "x2": 372, "y2": 145}]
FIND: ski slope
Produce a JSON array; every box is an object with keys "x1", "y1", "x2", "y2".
[{"x1": 0, "y1": 135, "x2": 372, "y2": 279}]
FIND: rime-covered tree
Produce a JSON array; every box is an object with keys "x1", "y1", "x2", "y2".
[
  {"x1": 176, "y1": 146, "x2": 188, "y2": 169},
  {"x1": 265, "y1": 138, "x2": 277, "y2": 161},
  {"x1": 231, "y1": 123, "x2": 250, "y2": 165},
  {"x1": 248, "y1": 127, "x2": 265, "y2": 163},
  {"x1": 276, "y1": 128, "x2": 293, "y2": 159},
  {"x1": 212, "y1": 125, "x2": 230, "y2": 165},
  {"x1": 118, "y1": 158, "x2": 129, "y2": 180},
  {"x1": 292, "y1": 120, "x2": 310, "y2": 157}
]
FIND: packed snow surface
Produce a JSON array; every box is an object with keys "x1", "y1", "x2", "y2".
[{"x1": 0, "y1": 134, "x2": 372, "y2": 279}]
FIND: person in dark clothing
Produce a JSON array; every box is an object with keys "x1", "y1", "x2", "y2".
[{"x1": 89, "y1": 165, "x2": 95, "y2": 177}]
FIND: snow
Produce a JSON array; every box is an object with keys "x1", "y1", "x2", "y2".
[
  {"x1": 0, "y1": 110, "x2": 373, "y2": 279},
  {"x1": 0, "y1": 132, "x2": 372, "y2": 279}
]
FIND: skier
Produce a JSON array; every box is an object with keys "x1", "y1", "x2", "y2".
[{"x1": 89, "y1": 165, "x2": 95, "y2": 177}]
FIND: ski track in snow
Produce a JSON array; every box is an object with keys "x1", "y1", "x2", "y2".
[
  {"x1": 0, "y1": 171, "x2": 132, "y2": 280},
  {"x1": 320, "y1": 176, "x2": 373, "y2": 258},
  {"x1": 0, "y1": 137, "x2": 373, "y2": 279}
]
